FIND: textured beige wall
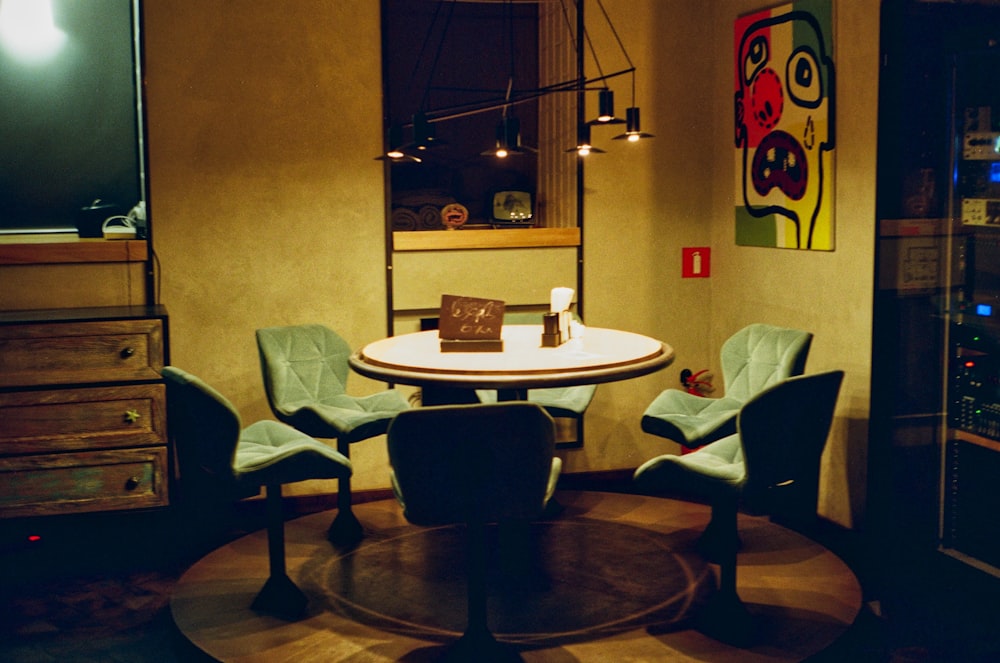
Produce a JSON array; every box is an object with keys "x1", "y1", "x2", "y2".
[
  {"x1": 571, "y1": 2, "x2": 717, "y2": 474},
  {"x1": 8, "y1": 2, "x2": 880, "y2": 522},
  {"x1": 702, "y1": 1, "x2": 880, "y2": 527},
  {"x1": 143, "y1": 1, "x2": 391, "y2": 494},
  {"x1": 568, "y1": 0, "x2": 879, "y2": 528}
]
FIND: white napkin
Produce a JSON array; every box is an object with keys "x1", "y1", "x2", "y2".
[
  {"x1": 550, "y1": 287, "x2": 574, "y2": 340},
  {"x1": 550, "y1": 287, "x2": 574, "y2": 312}
]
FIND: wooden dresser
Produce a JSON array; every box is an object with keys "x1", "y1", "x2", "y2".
[{"x1": 0, "y1": 306, "x2": 169, "y2": 518}]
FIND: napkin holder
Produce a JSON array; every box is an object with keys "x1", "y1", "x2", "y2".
[
  {"x1": 541, "y1": 312, "x2": 562, "y2": 347},
  {"x1": 543, "y1": 287, "x2": 575, "y2": 348}
]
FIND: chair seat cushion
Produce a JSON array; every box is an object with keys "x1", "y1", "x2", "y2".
[
  {"x1": 641, "y1": 390, "x2": 742, "y2": 447},
  {"x1": 234, "y1": 420, "x2": 353, "y2": 486},
  {"x1": 279, "y1": 390, "x2": 410, "y2": 441},
  {"x1": 476, "y1": 385, "x2": 597, "y2": 417},
  {"x1": 633, "y1": 434, "x2": 746, "y2": 501}
]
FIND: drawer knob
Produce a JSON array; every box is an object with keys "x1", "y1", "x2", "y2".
[
  {"x1": 124, "y1": 409, "x2": 141, "y2": 423},
  {"x1": 120, "y1": 347, "x2": 136, "y2": 359},
  {"x1": 125, "y1": 476, "x2": 141, "y2": 491}
]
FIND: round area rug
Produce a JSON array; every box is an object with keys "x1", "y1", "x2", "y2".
[
  {"x1": 171, "y1": 491, "x2": 862, "y2": 662},
  {"x1": 299, "y1": 517, "x2": 715, "y2": 646}
]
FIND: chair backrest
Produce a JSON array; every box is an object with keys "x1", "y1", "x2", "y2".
[
  {"x1": 162, "y1": 366, "x2": 241, "y2": 487},
  {"x1": 387, "y1": 402, "x2": 556, "y2": 526},
  {"x1": 737, "y1": 370, "x2": 844, "y2": 509},
  {"x1": 720, "y1": 323, "x2": 813, "y2": 400},
  {"x1": 256, "y1": 324, "x2": 352, "y2": 412}
]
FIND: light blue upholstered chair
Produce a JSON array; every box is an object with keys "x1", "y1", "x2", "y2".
[
  {"x1": 634, "y1": 370, "x2": 843, "y2": 645},
  {"x1": 641, "y1": 323, "x2": 813, "y2": 449},
  {"x1": 256, "y1": 324, "x2": 410, "y2": 547},
  {"x1": 476, "y1": 311, "x2": 597, "y2": 447},
  {"x1": 162, "y1": 366, "x2": 353, "y2": 621},
  {"x1": 386, "y1": 402, "x2": 561, "y2": 660}
]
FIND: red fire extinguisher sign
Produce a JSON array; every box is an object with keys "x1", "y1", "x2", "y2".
[{"x1": 682, "y1": 247, "x2": 711, "y2": 278}]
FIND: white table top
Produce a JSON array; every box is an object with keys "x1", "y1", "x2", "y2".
[{"x1": 349, "y1": 325, "x2": 674, "y2": 390}]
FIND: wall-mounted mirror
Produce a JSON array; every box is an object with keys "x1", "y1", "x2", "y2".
[
  {"x1": 0, "y1": 0, "x2": 146, "y2": 236},
  {"x1": 381, "y1": 0, "x2": 580, "y2": 235}
]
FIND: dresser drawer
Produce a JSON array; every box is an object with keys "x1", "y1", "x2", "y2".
[
  {"x1": 0, "y1": 446, "x2": 169, "y2": 517},
  {"x1": 0, "y1": 384, "x2": 166, "y2": 455},
  {"x1": 0, "y1": 318, "x2": 164, "y2": 388}
]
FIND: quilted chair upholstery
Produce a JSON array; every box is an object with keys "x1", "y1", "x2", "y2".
[
  {"x1": 634, "y1": 370, "x2": 843, "y2": 646},
  {"x1": 641, "y1": 323, "x2": 813, "y2": 449},
  {"x1": 476, "y1": 311, "x2": 597, "y2": 447},
  {"x1": 387, "y1": 402, "x2": 561, "y2": 660},
  {"x1": 162, "y1": 366, "x2": 353, "y2": 620},
  {"x1": 256, "y1": 324, "x2": 410, "y2": 546}
]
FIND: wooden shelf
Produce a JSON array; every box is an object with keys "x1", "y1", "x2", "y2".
[
  {"x1": 0, "y1": 236, "x2": 148, "y2": 265},
  {"x1": 393, "y1": 227, "x2": 580, "y2": 252}
]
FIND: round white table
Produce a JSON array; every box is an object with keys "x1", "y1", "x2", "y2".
[{"x1": 349, "y1": 325, "x2": 674, "y2": 403}]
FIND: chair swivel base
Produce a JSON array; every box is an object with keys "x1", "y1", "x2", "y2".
[
  {"x1": 440, "y1": 626, "x2": 523, "y2": 663},
  {"x1": 327, "y1": 508, "x2": 364, "y2": 547},
  {"x1": 250, "y1": 572, "x2": 308, "y2": 621},
  {"x1": 695, "y1": 524, "x2": 741, "y2": 564},
  {"x1": 696, "y1": 589, "x2": 755, "y2": 647}
]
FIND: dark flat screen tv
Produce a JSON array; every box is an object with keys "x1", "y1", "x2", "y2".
[{"x1": 0, "y1": 0, "x2": 143, "y2": 234}]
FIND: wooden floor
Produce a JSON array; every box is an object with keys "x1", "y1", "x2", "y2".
[{"x1": 171, "y1": 490, "x2": 862, "y2": 662}]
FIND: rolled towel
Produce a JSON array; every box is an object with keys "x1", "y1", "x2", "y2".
[
  {"x1": 391, "y1": 207, "x2": 419, "y2": 230},
  {"x1": 394, "y1": 190, "x2": 454, "y2": 208},
  {"x1": 418, "y1": 205, "x2": 442, "y2": 229}
]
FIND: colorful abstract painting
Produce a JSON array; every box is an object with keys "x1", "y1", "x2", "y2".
[{"x1": 734, "y1": 0, "x2": 835, "y2": 250}]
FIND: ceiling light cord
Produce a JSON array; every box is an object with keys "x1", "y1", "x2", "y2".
[
  {"x1": 595, "y1": 0, "x2": 633, "y2": 71},
  {"x1": 411, "y1": 0, "x2": 456, "y2": 114}
]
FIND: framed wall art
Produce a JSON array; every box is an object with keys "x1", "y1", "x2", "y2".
[{"x1": 734, "y1": 0, "x2": 835, "y2": 250}]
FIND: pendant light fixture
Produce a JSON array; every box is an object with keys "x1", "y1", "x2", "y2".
[
  {"x1": 375, "y1": 124, "x2": 421, "y2": 163},
  {"x1": 588, "y1": 88, "x2": 625, "y2": 125},
  {"x1": 581, "y1": 0, "x2": 623, "y2": 128},
  {"x1": 613, "y1": 106, "x2": 654, "y2": 142},
  {"x1": 578, "y1": 0, "x2": 653, "y2": 150},
  {"x1": 483, "y1": 114, "x2": 536, "y2": 158},
  {"x1": 411, "y1": 111, "x2": 445, "y2": 151},
  {"x1": 566, "y1": 123, "x2": 605, "y2": 157},
  {"x1": 482, "y1": 3, "x2": 538, "y2": 159},
  {"x1": 379, "y1": 0, "x2": 649, "y2": 163},
  {"x1": 612, "y1": 73, "x2": 655, "y2": 142},
  {"x1": 376, "y1": 0, "x2": 453, "y2": 162}
]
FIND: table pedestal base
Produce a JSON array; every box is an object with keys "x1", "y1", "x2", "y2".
[{"x1": 422, "y1": 386, "x2": 527, "y2": 405}]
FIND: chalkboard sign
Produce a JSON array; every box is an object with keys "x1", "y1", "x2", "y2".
[{"x1": 438, "y1": 294, "x2": 505, "y2": 352}]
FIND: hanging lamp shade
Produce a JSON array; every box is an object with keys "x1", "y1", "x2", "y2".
[
  {"x1": 412, "y1": 112, "x2": 433, "y2": 150},
  {"x1": 411, "y1": 111, "x2": 446, "y2": 150},
  {"x1": 482, "y1": 115, "x2": 536, "y2": 157},
  {"x1": 566, "y1": 123, "x2": 605, "y2": 156},
  {"x1": 376, "y1": 124, "x2": 422, "y2": 162},
  {"x1": 612, "y1": 107, "x2": 655, "y2": 141},
  {"x1": 588, "y1": 89, "x2": 625, "y2": 125}
]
